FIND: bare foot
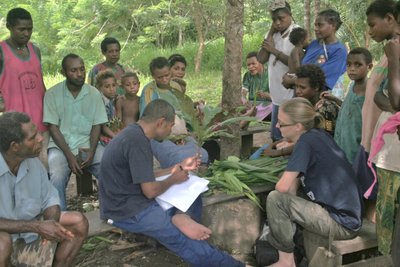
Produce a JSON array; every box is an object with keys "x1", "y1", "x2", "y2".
[
  {"x1": 172, "y1": 214, "x2": 212, "y2": 240},
  {"x1": 267, "y1": 251, "x2": 296, "y2": 267}
]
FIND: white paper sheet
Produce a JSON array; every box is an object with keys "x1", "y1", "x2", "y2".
[{"x1": 155, "y1": 173, "x2": 209, "y2": 212}]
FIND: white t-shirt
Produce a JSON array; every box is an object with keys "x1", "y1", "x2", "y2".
[
  {"x1": 371, "y1": 111, "x2": 400, "y2": 173},
  {"x1": 266, "y1": 23, "x2": 298, "y2": 105}
]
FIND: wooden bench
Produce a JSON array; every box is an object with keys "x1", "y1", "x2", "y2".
[
  {"x1": 205, "y1": 124, "x2": 269, "y2": 161},
  {"x1": 240, "y1": 124, "x2": 269, "y2": 158},
  {"x1": 304, "y1": 220, "x2": 393, "y2": 267}
]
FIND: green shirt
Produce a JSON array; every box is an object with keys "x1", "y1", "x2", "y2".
[
  {"x1": 139, "y1": 80, "x2": 182, "y2": 115},
  {"x1": 334, "y1": 82, "x2": 365, "y2": 164},
  {"x1": 242, "y1": 65, "x2": 269, "y2": 102},
  {"x1": 43, "y1": 81, "x2": 108, "y2": 155}
]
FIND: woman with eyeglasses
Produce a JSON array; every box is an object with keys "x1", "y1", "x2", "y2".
[{"x1": 265, "y1": 97, "x2": 362, "y2": 267}]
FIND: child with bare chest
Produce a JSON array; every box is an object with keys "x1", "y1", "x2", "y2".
[{"x1": 116, "y1": 72, "x2": 140, "y2": 127}]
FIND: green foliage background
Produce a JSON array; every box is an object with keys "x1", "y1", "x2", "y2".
[
  {"x1": 0, "y1": 0, "x2": 383, "y2": 105},
  {"x1": 0, "y1": 0, "x2": 382, "y2": 75}
]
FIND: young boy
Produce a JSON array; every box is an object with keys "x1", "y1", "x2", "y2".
[
  {"x1": 88, "y1": 37, "x2": 126, "y2": 95},
  {"x1": 116, "y1": 72, "x2": 140, "y2": 127},
  {"x1": 139, "y1": 57, "x2": 183, "y2": 114},
  {"x1": 332, "y1": 48, "x2": 373, "y2": 164},
  {"x1": 288, "y1": 27, "x2": 309, "y2": 73},
  {"x1": 96, "y1": 70, "x2": 122, "y2": 145}
]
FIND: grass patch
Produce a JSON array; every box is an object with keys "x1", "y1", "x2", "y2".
[{"x1": 43, "y1": 70, "x2": 224, "y2": 107}]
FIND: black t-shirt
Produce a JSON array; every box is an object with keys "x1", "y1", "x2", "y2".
[
  {"x1": 99, "y1": 123, "x2": 155, "y2": 221},
  {"x1": 286, "y1": 128, "x2": 362, "y2": 231}
]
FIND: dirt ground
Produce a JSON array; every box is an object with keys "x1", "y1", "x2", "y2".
[
  {"x1": 68, "y1": 132, "x2": 270, "y2": 267},
  {"x1": 67, "y1": 191, "x2": 193, "y2": 267},
  {"x1": 68, "y1": 189, "x2": 255, "y2": 267}
]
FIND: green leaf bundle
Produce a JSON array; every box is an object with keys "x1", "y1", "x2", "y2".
[{"x1": 207, "y1": 156, "x2": 288, "y2": 208}]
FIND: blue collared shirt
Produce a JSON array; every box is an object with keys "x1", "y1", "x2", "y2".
[{"x1": 0, "y1": 154, "x2": 60, "y2": 243}]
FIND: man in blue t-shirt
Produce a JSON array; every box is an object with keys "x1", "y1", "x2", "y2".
[{"x1": 99, "y1": 99, "x2": 245, "y2": 267}]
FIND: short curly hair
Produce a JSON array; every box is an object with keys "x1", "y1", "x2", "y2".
[
  {"x1": 348, "y1": 47, "x2": 373, "y2": 64},
  {"x1": 0, "y1": 112, "x2": 31, "y2": 153},
  {"x1": 149, "y1": 57, "x2": 169, "y2": 75},
  {"x1": 289, "y1": 28, "x2": 308, "y2": 46},
  {"x1": 121, "y1": 72, "x2": 139, "y2": 84},
  {"x1": 168, "y1": 54, "x2": 187, "y2": 67},
  {"x1": 295, "y1": 64, "x2": 326, "y2": 92},
  {"x1": 6, "y1": 8, "x2": 32, "y2": 27},
  {"x1": 96, "y1": 70, "x2": 116, "y2": 88},
  {"x1": 366, "y1": 0, "x2": 396, "y2": 18},
  {"x1": 101, "y1": 37, "x2": 121, "y2": 53}
]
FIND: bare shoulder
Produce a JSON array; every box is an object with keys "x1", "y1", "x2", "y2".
[
  {"x1": 32, "y1": 43, "x2": 42, "y2": 61},
  {"x1": 116, "y1": 95, "x2": 126, "y2": 103}
]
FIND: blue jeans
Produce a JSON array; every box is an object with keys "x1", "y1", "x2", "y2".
[
  {"x1": 111, "y1": 200, "x2": 244, "y2": 267},
  {"x1": 271, "y1": 104, "x2": 282, "y2": 142},
  {"x1": 151, "y1": 136, "x2": 209, "y2": 168},
  {"x1": 249, "y1": 144, "x2": 269, "y2": 160},
  {"x1": 48, "y1": 145, "x2": 104, "y2": 211}
]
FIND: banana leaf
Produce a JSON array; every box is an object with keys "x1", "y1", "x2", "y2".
[{"x1": 159, "y1": 87, "x2": 259, "y2": 147}]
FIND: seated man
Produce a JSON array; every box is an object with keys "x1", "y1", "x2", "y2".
[
  {"x1": 99, "y1": 99, "x2": 246, "y2": 267},
  {"x1": 88, "y1": 37, "x2": 126, "y2": 95},
  {"x1": 44, "y1": 54, "x2": 108, "y2": 210},
  {"x1": 0, "y1": 112, "x2": 88, "y2": 267}
]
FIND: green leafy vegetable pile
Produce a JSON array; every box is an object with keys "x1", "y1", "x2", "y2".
[{"x1": 207, "y1": 156, "x2": 288, "y2": 208}]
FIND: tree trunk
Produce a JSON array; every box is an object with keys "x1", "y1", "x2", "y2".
[
  {"x1": 178, "y1": 28, "x2": 184, "y2": 47},
  {"x1": 220, "y1": 0, "x2": 244, "y2": 159},
  {"x1": 304, "y1": 0, "x2": 311, "y2": 38},
  {"x1": 314, "y1": 0, "x2": 320, "y2": 19},
  {"x1": 193, "y1": 0, "x2": 205, "y2": 73},
  {"x1": 364, "y1": 26, "x2": 370, "y2": 48}
]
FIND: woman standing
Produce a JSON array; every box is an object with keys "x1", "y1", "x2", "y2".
[{"x1": 283, "y1": 9, "x2": 347, "y2": 97}]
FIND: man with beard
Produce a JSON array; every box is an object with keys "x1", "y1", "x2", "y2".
[{"x1": 43, "y1": 54, "x2": 108, "y2": 211}]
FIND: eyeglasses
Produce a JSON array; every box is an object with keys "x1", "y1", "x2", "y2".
[{"x1": 277, "y1": 120, "x2": 296, "y2": 128}]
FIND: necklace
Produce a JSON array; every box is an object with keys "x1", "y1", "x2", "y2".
[
  {"x1": 14, "y1": 44, "x2": 27, "y2": 54},
  {"x1": 7, "y1": 40, "x2": 27, "y2": 53}
]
